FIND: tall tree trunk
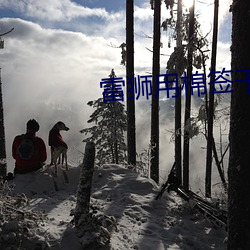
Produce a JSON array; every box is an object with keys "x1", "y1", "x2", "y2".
[
  {"x1": 175, "y1": 0, "x2": 183, "y2": 183},
  {"x1": 0, "y1": 30, "x2": 13, "y2": 177},
  {"x1": 183, "y1": 0, "x2": 195, "y2": 190},
  {"x1": 0, "y1": 69, "x2": 7, "y2": 177},
  {"x1": 205, "y1": 0, "x2": 219, "y2": 198},
  {"x1": 112, "y1": 102, "x2": 119, "y2": 164},
  {"x1": 150, "y1": 0, "x2": 161, "y2": 184},
  {"x1": 228, "y1": 0, "x2": 250, "y2": 249},
  {"x1": 126, "y1": 0, "x2": 136, "y2": 166}
]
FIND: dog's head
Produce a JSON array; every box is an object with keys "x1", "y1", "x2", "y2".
[{"x1": 53, "y1": 121, "x2": 69, "y2": 131}]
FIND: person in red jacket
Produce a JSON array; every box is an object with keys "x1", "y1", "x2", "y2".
[{"x1": 12, "y1": 119, "x2": 47, "y2": 174}]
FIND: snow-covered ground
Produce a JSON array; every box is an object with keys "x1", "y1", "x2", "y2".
[{"x1": 1, "y1": 164, "x2": 227, "y2": 250}]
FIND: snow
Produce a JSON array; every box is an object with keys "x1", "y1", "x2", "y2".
[{"x1": 2, "y1": 164, "x2": 227, "y2": 250}]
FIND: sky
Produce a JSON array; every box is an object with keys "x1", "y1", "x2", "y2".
[{"x1": 0, "y1": 0, "x2": 232, "y2": 190}]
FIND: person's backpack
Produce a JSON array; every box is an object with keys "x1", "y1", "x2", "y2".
[{"x1": 17, "y1": 135, "x2": 37, "y2": 160}]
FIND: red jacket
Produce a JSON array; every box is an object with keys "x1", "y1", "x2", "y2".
[
  {"x1": 12, "y1": 131, "x2": 47, "y2": 171},
  {"x1": 48, "y1": 128, "x2": 68, "y2": 149}
]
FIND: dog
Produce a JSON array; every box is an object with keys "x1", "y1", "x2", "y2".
[{"x1": 48, "y1": 121, "x2": 69, "y2": 176}]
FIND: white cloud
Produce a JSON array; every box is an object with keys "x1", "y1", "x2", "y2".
[
  {"x1": 0, "y1": 0, "x2": 232, "y2": 183},
  {"x1": 134, "y1": 4, "x2": 153, "y2": 21},
  {"x1": 0, "y1": 0, "x2": 110, "y2": 21},
  {"x1": 0, "y1": 17, "x2": 126, "y2": 169},
  {"x1": 195, "y1": 0, "x2": 232, "y2": 37},
  {"x1": 1, "y1": 18, "x2": 128, "y2": 109}
]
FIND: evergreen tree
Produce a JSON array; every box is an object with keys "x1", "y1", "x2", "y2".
[
  {"x1": 163, "y1": 0, "x2": 209, "y2": 185},
  {"x1": 80, "y1": 69, "x2": 127, "y2": 166}
]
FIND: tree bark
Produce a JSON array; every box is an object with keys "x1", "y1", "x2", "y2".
[
  {"x1": 228, "y1": 0, "x2": 250, "y2": 249},
  {"x1": 0, "y1": 70, "x2": 7, "y2": 177},
  {"x1": 74, "y1": 142, "x2": 116, "y2": 248},
  {"x1": 126, "y1": 0, "x2": 136, "y2": 166},
  {"x1": 205, "y1": 0, "x2": 219, "y2": 198},
  {"x1": 175, "y1": 0, "x2": 183, "y2": 183},
  {"x1": 74, "y1": 142, "x2": 95, "y2": 227},
  {"x1": 150, "y1": 0, "x2": 161, "y2": 184},
  {"x1": 183, "y1": 0, "x2": 195, "y2": 190}
]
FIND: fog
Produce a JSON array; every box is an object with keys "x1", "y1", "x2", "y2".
[
  {"x1": 0, "y1": 0, "x2": 231, "y2": 193},
  {"x1": 1, "y1": 18, "x2": 116, "y2": 170}
]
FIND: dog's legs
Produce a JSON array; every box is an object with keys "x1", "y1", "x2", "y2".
[
  {"x1": 64, "y1": 153, "x2": 68, "y2": 171},
  {"x1": 54, "y1": 163, "x2": 58, "y2": 177},
  {"x1": 52, "y1": 148, "x2": 60, "y2": 177},
  {"x1": 50, "y1": 147, "x2": 54, "y2": 165},
  {"x1": 61, "y1": 152, "x2": 68, "y2": 171},
  {"x1": 57, "y1": 154, "x2": 61, "y2": 164},
  {"x1": 52, "y1": 147, "x2": 68, "y2": 176},
  {"x1": 61, "y1": 153, "x2": 65, "y2": 165}
]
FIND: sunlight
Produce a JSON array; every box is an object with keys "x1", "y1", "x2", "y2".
[{"x1": 183, "y1": 0, "x2": 194, "y2": 9}]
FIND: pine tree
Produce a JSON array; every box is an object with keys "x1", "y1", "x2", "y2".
[
  {"x1": 80, "y1": 69, "x2": 127, "y2": 166},
  {"x1": 163, "y1": 0, "x2": 209, "y2": 185}
]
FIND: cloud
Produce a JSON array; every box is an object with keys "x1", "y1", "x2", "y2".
[
  {"x1": 0, "y1": 0, "x2": 110, "y2": 21},
  {"x1": 195, "y1": 0, "x2": 232, "y2": 37},
  {"x1": 134, "y1": 4, "x2": 153, "y2": 21},
  {"x1": 0, "y1": 0, "x2": 232, "y2": 192},
  {"x1": 0, "y1": 17, "x2": 126, "y2": 170}
]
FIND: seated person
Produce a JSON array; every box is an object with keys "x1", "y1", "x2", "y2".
[{"x1": 12, "y1": 119, "x2": 47, "y2": 174}]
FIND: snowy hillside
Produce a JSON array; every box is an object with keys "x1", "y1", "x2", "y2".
[{"x1": 0, "y1": 164, "x2": 227, "y2": 250}]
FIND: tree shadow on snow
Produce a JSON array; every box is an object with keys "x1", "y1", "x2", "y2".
[
  {"x1": 91, "y1": 164, "x2": 226, "y2": 250},
  {"x1": 91, "y1": 164, "x2": 172, "y2": 250},
  {"x1": 135, "y1": 190, "x2": 227, "y2": 250}
]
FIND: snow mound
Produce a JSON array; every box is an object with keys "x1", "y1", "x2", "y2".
[
  {"x1": 1, "y1": 164, "x2": 227, "y2": 250},
  {"x1": 9, "y1": 165, "x2": 80, "y2": 196}
]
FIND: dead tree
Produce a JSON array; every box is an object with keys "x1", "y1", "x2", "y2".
[
  {"x1": 74, "y1": 142, "x2": 115, "y2": 248},
  {"x1": 74, "y1": 142, "x2": 95, "y2": 225}
]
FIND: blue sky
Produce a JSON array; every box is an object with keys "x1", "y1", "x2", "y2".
[{"x1": 0, "y1": 0, "x2": 232, "y2": 175}]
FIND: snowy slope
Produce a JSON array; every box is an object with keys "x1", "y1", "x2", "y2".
[{"x1": 2, "y1": 164, "x2": 227, "y2": 250}]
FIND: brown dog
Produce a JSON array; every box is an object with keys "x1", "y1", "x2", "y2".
[{"x1": 48, "y1": 121, "x2": 69, "y2": 176}]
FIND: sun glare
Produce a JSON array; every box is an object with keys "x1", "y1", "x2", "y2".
[{"x1": 183, "y1": 0, "x2": 194, "y2": 9}]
